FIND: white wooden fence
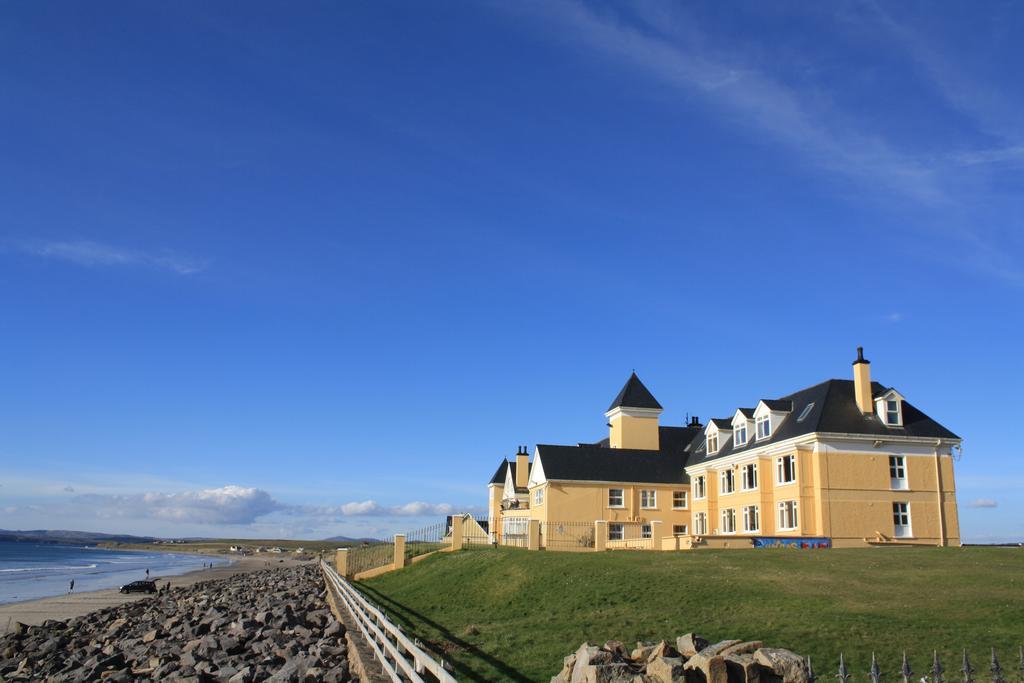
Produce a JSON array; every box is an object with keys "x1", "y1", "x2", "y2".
[{"x1": 320, "y1": 560, "x2": 457, "y2": 683}]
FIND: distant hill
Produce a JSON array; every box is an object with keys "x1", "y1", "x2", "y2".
[
  {"x1": 0, "y1": 529, "x2": 159, "y2": 545},
  {"x1": 323, "y1": 535, "x2": 382, "y2": 544}
]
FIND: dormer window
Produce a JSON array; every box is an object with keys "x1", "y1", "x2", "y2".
[
  {"x1": 756, "y1": 414, "x2": 771, "y2": 440},
  {"x1": 885, "y1": 400, "x2": 900, "y2": 425},
  {"x1": 874, "y1": 390, "x2": 905, "y2": 427},
  {"x1": 707, "y1": 433, "x2": 719, "y2": 454},
  {"x1": 735, "y1": 423, "x2": 747, "y2": 447}
]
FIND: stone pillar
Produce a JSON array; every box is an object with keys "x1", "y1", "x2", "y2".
[
  {"x1": 650, "y1": 521, "x2": 663, "y2": 550},
  {"x1": 334, "y1": 548, "x2": 349, "y2": 577},
  {"x1": 594, "y1": 520, "x2": 607, "y2": 552},
  {"x1": 393, "y1": 534, "x2": 407, "y2": 569},
  {"x1": 450, "y1": 515, "x2": 465, "y2": 551},
  {"x1": 527, "y1": 520, "x2": 541, "y2": 551}
]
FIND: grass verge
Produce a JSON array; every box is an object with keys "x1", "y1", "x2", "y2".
[{"x1": 360, "y1": 546, "x2": 1024, "y2": 682}]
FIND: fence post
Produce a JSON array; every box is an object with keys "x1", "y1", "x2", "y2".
[
  {"x1": 527, "y1": 520, "x2": 541, "y2": 550},
  {"x1": 335, "y1": 548, "x2": 350, "y2": 578},
  {"x1": 393, "y1": 534, "x2": 407, "y2": 569},
  {"x1": 594, "y1": 520, "x2": 607, "y2": 552},
  {"x1": 650, "y1": 520, "x2": 663, "y2": 550},
  {"x1": 450, "y1": 515, "x2": 465, "y2": 551}
]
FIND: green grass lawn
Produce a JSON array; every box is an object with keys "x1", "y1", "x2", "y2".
[{"x1": 359, "y1": 546, "x2": 1024, "y2": 682}]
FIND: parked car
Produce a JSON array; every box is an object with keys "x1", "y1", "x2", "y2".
[{"x1": 119, "y1": 580, "x2": 157, "y2": 594}]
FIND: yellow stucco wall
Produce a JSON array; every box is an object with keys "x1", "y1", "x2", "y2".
[
  {"x1": 688, "y1": 445, "x2": 960, "y2": 548},
  {"x1": 529, "y1": 480, "x2": 692, "y2": 533},
  {"x1": 609, "y1": 414, "x2": 660, "y2": 450}
]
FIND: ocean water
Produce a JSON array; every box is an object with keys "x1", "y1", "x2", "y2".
[{"x1": 0, "y1": 540, "x2": 229, "y2": 604}]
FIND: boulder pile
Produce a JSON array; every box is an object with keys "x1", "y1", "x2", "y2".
[
  {"x1": 552, "y1": 633, "x2": 812, "y2": 683},
  {"x1": 0, "y1": 564, "x2": 351, "y2": 682}
]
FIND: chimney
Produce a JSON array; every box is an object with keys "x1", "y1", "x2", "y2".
[
  {"x1": 689, "y1": 415, "x2": 702, "y2": 428},
  {"x1": 852, "y1": 346, "x2": 873, "y2": 415},
  {"x1": 515, "y1": 446, "x2": 529, "y2": 489}
]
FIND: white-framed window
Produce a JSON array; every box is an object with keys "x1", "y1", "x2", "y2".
[
  {"x1": 889, "y1": 456, "x2": 908, "y2": 490},
  {"x1": 707, "y1": 433, "x2": 719, "y2": 454},
  {"x1": 641, "y1": 524, "x2": 652, "y2": 539},
  {"x1": 776, "y1": 454, "x2": 797, "y2": 484},
  {"x1": 693, "y1": 476, "x2": 706, "y2": 500},
  {"x1": 893, "y1": 502, "x2": 912, "y2": 537},
  {"x1": 721, "y1": 508, "x2": 736, "y2": 534},
  {"x1": 608, "y1": 488, "x2": 624, "y2": 508},
  {"x1": 533, "y1": 488, "x2": 544, "y2": 506},
  {"x1": 734, "y1": 423, "x2": 748, "y2": 447},
  {"x1": 693, "y1": 512, "x2": 707, "y2": 536},
  {"x1": 608, "y1": 523, "x2": 624, "y2": 541},
  {"x1": 640, "y1": 490, "x2": 657, "y2": 509},
  {"x1": 885, "y1": 399, "x2": 902, "y2": 426},
  {"x1": 742, "y1": 505, "x2": 760, "y2": 533},
  {"x1": 777, "y1": 500, "x2": 799, "y2": 531},
  {"x1": 720, "y1": 469, "x2": 735, "y2": 495},
  {"x1": 741, "y1": 463, "x2": 758, "y2": 491},
  {"x1": 672, "y1": 490, "x2": 688, "y2": 509},
  {"x1": 756, "y1": 414, "x2": 771, "y2": 440},
  {"x1": 672, "y1": 524, "x2": 688, "y2": 535}
]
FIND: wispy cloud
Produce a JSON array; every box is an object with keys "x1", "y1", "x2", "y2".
[
  {"x1": 506, "y1": 1, "x2": 945, "y2": 205},
  {"x1": 20, "y1": 240, "x2": 206, "y2": 275},
  {"x1": 501, "y1": 1, "x2": 1023, "y2": 284},
  {"x1": 299, "y1": 500, "x2": 470, "y2": 518},
  {"x1": 967, "y1": 498, "x2": 998, "y2": 509}
]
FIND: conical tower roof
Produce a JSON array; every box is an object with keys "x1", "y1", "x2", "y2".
[{"x1": 607, "y1": 372, "x2": 662, "y2": 411}]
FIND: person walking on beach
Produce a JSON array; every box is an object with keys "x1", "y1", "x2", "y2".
[
  {"x1": 145, "y1": 568, "x2": 150, "y2": 578},
  {"x1": 69, "y1": 579, "x2": 74, "y2": 594}
]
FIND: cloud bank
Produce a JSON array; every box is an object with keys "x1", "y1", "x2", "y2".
[{"x1": 967, "y1": 498, "x2": 998, "y2": 509}]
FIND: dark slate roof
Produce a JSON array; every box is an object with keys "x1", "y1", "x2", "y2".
[
  {"x1": 488, "y1": 460, "x2": 509, "y2": 485},
  {"x1": 489, "y1": 458, "x2": 532, "y2": 490},
  {"x1": 537, "y1": 425, "x2": 703, "y2": 485},
  {"x1": 607, "y1": 372, "x2": 663, "y2": 411},
  {"x1": 709, "y1": 418, "x2": 733, "y2": 429},
  {"x1": 760, "y1": 399, "x2": 793, "y2": 412},
  {"x1": 737, "y1": 408, "x2": 755, "y2": 418},
  {"x1": 690, "y1": 379, "x2": 959, "y2": 464}
]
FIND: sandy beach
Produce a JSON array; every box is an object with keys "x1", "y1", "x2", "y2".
[{"x1": 0, "y1": 555, "x2": 311, "y2": 634}]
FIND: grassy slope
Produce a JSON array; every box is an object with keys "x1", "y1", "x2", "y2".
[{"x1": 361, "y1": 547, "x2": 1024, "y2": 683}]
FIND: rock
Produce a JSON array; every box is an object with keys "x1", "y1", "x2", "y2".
[
  {"x1": 721, "y1": 642, "x2": 762, "y2": 657},
  {"x1": 603, "y1": 641, "x2": 629, "y2": 659},
  {"x1": 753, "y1": 649, "x2": 810, "y2": 683},
  {"x1": 572, "y1": 644, "x2": 615, "y2": 683},
  {"x1": 632, "y1": 642, "x2": 658, "y2": 661},
  {"x1": 646, "y1": 641, "x2": 680, "y2": 662},
  {"x1": 647, "y1": 655, "x2": 685, "y2": 683},
  {"x1": 141, "y1": 629, "x2": 159, "y2": 643},
  {"x1": 725, "y1": 653, "x2": 761, "y2": 683},
  {"x1": 583, "y1": 663, "x2": 641, "y2": 683},
  {"x1": 676, "y1": 634, "x2": 709, "y2": 658},
  {"x1": 699, "y1": 641, "x2": 743, "y2": 657},
  {"x1": 684, "y1": 651, "x2": 728, "y2": 683}
]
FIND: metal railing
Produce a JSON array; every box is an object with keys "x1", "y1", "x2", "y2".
[
  {"x1": 817, "y1": 649, "x2": 1024, "y2": 683},
  {"x1": 541, "y1": 521, "x2": 595, "y2": 551},
  {"x1": 605, "y1": 521, "x2": 654, "y2": 549},
  {"x1": 405, "y1": 521, "x2": 446, "y2": 562},
  {"x1": 464, "y1": 516, "x2": 492, "y2": 545},
  {"x1": 499, "y1": 516, "x2": 529, "y2": 548},
  {"x1": 348, "y1": 540, "x2": 395, "y2": 576},
  {"x1": 321, "y1": 560, "x2": 457, "y2": 683}
]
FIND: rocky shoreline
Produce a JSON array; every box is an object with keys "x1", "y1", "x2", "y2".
[{"x1": 0, "y1": 563, "x2": 352, "y2": 682}]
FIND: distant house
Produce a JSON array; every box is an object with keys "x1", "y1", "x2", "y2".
[
  {"x1": 444, "y1": 513, "x2": 490, "y2": 544},
  {"x1": 487, "y1": 348, "x2": 962, "y2": 549}
]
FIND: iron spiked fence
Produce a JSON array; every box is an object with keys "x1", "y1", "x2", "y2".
[
  {"x1": 347, "y1": 539, "x2": 395, "y2": 576},
  {"x1": 541, "y1": 521, "x2": 596, "y2": 551},
  {"x1": 404, "y1": 521, "x2": 447, "y2": 561},
  {"x1": 828, "y1": 650, "x2": 1024, "y2": 683}
]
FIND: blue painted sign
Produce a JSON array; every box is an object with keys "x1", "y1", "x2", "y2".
[{"x1": 751, "y1": 537, "x2": 831, "y2": 549}]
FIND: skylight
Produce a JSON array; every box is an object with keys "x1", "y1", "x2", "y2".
[{"x1": 796, "y1": 402, "x2": 815, "y2": 422}]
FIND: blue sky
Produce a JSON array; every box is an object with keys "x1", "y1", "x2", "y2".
[{"x1": 1, "y1": 1, "x2": 1021, "y2": 542}]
